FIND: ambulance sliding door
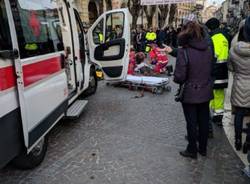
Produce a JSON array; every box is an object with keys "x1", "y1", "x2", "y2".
[{"x1": 8, "y1": 0, "x2": 68, "y2": 149}]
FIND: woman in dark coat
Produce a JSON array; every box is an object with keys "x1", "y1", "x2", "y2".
[{"x1": 174, "y1": 21, "x2": 214, "y2": 159}]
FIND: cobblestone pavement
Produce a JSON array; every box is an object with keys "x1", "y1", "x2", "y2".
[{"x1": 1, "y1": 61, "x2": 250, "y2": 184}]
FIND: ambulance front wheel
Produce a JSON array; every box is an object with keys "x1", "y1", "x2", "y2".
[
  {"x1": 84, "y1": 67, "x2": 98, "y2": 96},
  {"x1": 12, "y1": 136, "x2": 48, "y2": 169}
]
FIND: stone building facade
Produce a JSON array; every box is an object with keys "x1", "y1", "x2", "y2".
[
  {"x1": 74, "y1": 0, "x2": 103, "y2": 25},
  {"x1": 202, "y1": 5, "x2": 218, "y2": 23},
  {"x1": 176, "y1": 3, "x2": 196, "y2": 26},
  {"x1": 175, "y1": 0, "x2": 206, "y2": 26},
  {"x1": 213, "y1": 0, "x2": 250, "y2": 33},
  {"x1": 73, "y1": 0, "x2": 210, "y2": 28}
]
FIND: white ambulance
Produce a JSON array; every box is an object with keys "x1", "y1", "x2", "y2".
[{"x1": 0, "y1": 0, "x2": 130, "y2": 169}]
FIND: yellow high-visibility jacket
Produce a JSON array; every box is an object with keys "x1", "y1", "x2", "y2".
[
  {"x1": 211, "y1": 32, "x2": 229, "y2": 89},
  {"x1": 145, "y1": 32, "x2": 156, "y2": 42}
]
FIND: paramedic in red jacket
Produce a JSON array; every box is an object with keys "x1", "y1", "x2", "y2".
[{"x1": 174, "y1": 21, "x2": 214, "y2": 159}]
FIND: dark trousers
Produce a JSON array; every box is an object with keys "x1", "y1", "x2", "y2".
[
  {"x1": 234, "y1": 107, "x2": 249, "y2": 141},
  {"x1": 136, "y1": 43, "x2": 145, "y2": 52},
  {"x1": 182, "y1": 102, "x2": 210, "y2": 153},
  {"x1": 209, "y1": 114, "x2": 213, "y2": 133}
]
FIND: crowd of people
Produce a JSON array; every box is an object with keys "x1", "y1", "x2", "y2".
[
  {"x1": 128, "y1": 26, "x2": 181, "y2": 76},
  {"x1": 131, "y1": 26, "x2": 181, "y2": 53},
  {"x1": 130, "y1": 15, "x2": 250, "y2": 160}
]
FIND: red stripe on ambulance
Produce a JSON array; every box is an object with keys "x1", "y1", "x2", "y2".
[
  {"x1": 0, "y1": 57, "x2": 62, "y2": 91},
  {"x1": 23, "y1": 57, "x2": 62, "y2": 87},
  {"x1": 0, "y1": 66, "x2": 16, "y2": 91}
]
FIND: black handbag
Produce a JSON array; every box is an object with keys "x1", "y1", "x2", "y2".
[{"x1": 175, "y1": 49, "x2": 189, "y2": 102}]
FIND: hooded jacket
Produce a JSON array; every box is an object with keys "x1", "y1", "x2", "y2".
[
  {"x1": 174, "y1": 39, "x2": 214, "y2": 104},
  {"x1": 229, "y1": 41, "x2": 250, "y2": 108}
]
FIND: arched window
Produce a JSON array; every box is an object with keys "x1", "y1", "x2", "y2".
[{"x1": 88, "y1": 1, "x2": 98, "y2": 25}]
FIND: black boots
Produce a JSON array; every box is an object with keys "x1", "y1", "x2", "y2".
[
  {"x1": 212, "y1": 115, "x2": 223, "y2": 126},
  {"x1": 208, "y1": 130, "x2": 214, "y2": 138},
  {"x1": 235, "y1": 139, "x2": 242, "y2": 151},
  {"x1": 179, "y1": 150, "x2": 197, "y2": 159},
  {"x1": 198, "y1": 150, "x2": 207, "y2": 156}
]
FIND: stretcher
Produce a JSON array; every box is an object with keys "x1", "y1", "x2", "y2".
[{"x1": 109, "y1": 75, "x2": 171, "y2": 94}]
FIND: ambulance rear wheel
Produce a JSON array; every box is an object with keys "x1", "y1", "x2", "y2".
[
  {"x1": 12, "y1": 136, "x2": 48, "y2": 170},
  {"x1": 157, "y1": 87, "x2": 164, "y2": 94},
  {"x1": 84, "y1": 67, "x2": 98, "y2": 96}
]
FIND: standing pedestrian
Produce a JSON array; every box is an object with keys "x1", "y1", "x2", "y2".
[
  {"x1": 169, "y1": 27, "x2": 177, "y2": 48},
  {"x1": 157, "y1": 27, "x2": 166, "y2": 47},
  {"x1": 165, "y1": 24, "x2": 216, "y2": 139},
  {"x1": 229, "y1": 18, "x2": 250, "y2": 150},
  {"x1": 176, "y1": 26, "x2": 182, "y2": 36},
  {"x1": 131, "y1": 28, "x2": 137, "y2": 49},
  {"x1": 205, "y1": 18, "x2": 229, "y2": 126},
  {"x1": 164, "y1": 27, "x2": 170, "y2": 45},
  {"x1": 174, "y1": 21, "x2": 213, "y2": 159},
  {"x1": 135, "y1": 26, "x2": 146, "y2": 52},
  {"x1": 145, "y1": 27, "x2": 157, "y2": 52}
]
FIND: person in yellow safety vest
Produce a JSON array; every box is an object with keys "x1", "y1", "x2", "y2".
[
  {"x1": 145, "y1": 28, "x2": 157, "y2": 52},
  {"x1": 98, "y1": 32, "x2": 104, "y2": 43},
  {"x1": 25, "y1": 43, "x2": 38, "y2": 51},
  {"x1": 205, "y1": 18, "x2": 229, "y2": 126}
]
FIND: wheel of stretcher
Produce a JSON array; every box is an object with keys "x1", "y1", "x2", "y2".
[
  {"x1": 153, "y1": 87, "x2": 163, "y2": 94},
  {"x1": 134, "y1": 86, "x2": 139, "y2": 91},
  {"x1": 165, "y1": 86, "x2": 172, "y2": 92}
]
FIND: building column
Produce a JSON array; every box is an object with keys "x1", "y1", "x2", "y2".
[{"x1": 81, "y1": 0, "x2": 90, "y2": 23}]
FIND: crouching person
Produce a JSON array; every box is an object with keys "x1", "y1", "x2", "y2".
[{"x1": 174, "y1": 21, "x2": 214, "y2": 159}]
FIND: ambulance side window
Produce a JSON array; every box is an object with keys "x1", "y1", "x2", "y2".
[
  {"x1": 0, "y1": 1, "x2": 12, "y2": 50},
  {"x1": 93, "y1": 19, "x2": 104, "y2": 45},
  {"x1": 10, "y1": 0, "x2": 64, "y2": 59},
  {"x1": 105, "y1": 12, "x2": 124, "y2": 42}
]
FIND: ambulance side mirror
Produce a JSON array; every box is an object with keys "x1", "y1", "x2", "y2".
[{"x1": 0, "y1": 49, "x2": 19, "y2": 60}]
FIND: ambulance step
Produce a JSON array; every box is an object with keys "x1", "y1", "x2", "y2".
[{"x1": 66, "y1": 100, "x2": 88, "y2": 119}]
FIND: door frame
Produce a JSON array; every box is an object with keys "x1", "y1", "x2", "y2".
[
  {"x1": 4, "y1": 0, "x2": 29, "y2": 147},
  {"x1": 62, "y1": 0, "x2": 78, "y2": 95}
]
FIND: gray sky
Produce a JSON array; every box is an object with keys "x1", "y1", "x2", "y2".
[{"x1": 208, "y1": 0, "x2": 224, "y2": 5}]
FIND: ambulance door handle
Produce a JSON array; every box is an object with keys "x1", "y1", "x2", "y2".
[{"x1": 60, "y1": 53, "x2": 65, "y2": 69}]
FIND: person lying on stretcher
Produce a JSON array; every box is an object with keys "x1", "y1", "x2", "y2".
[{"x1": 134, "y1": 52, "x2": 154, "y2": 75}]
